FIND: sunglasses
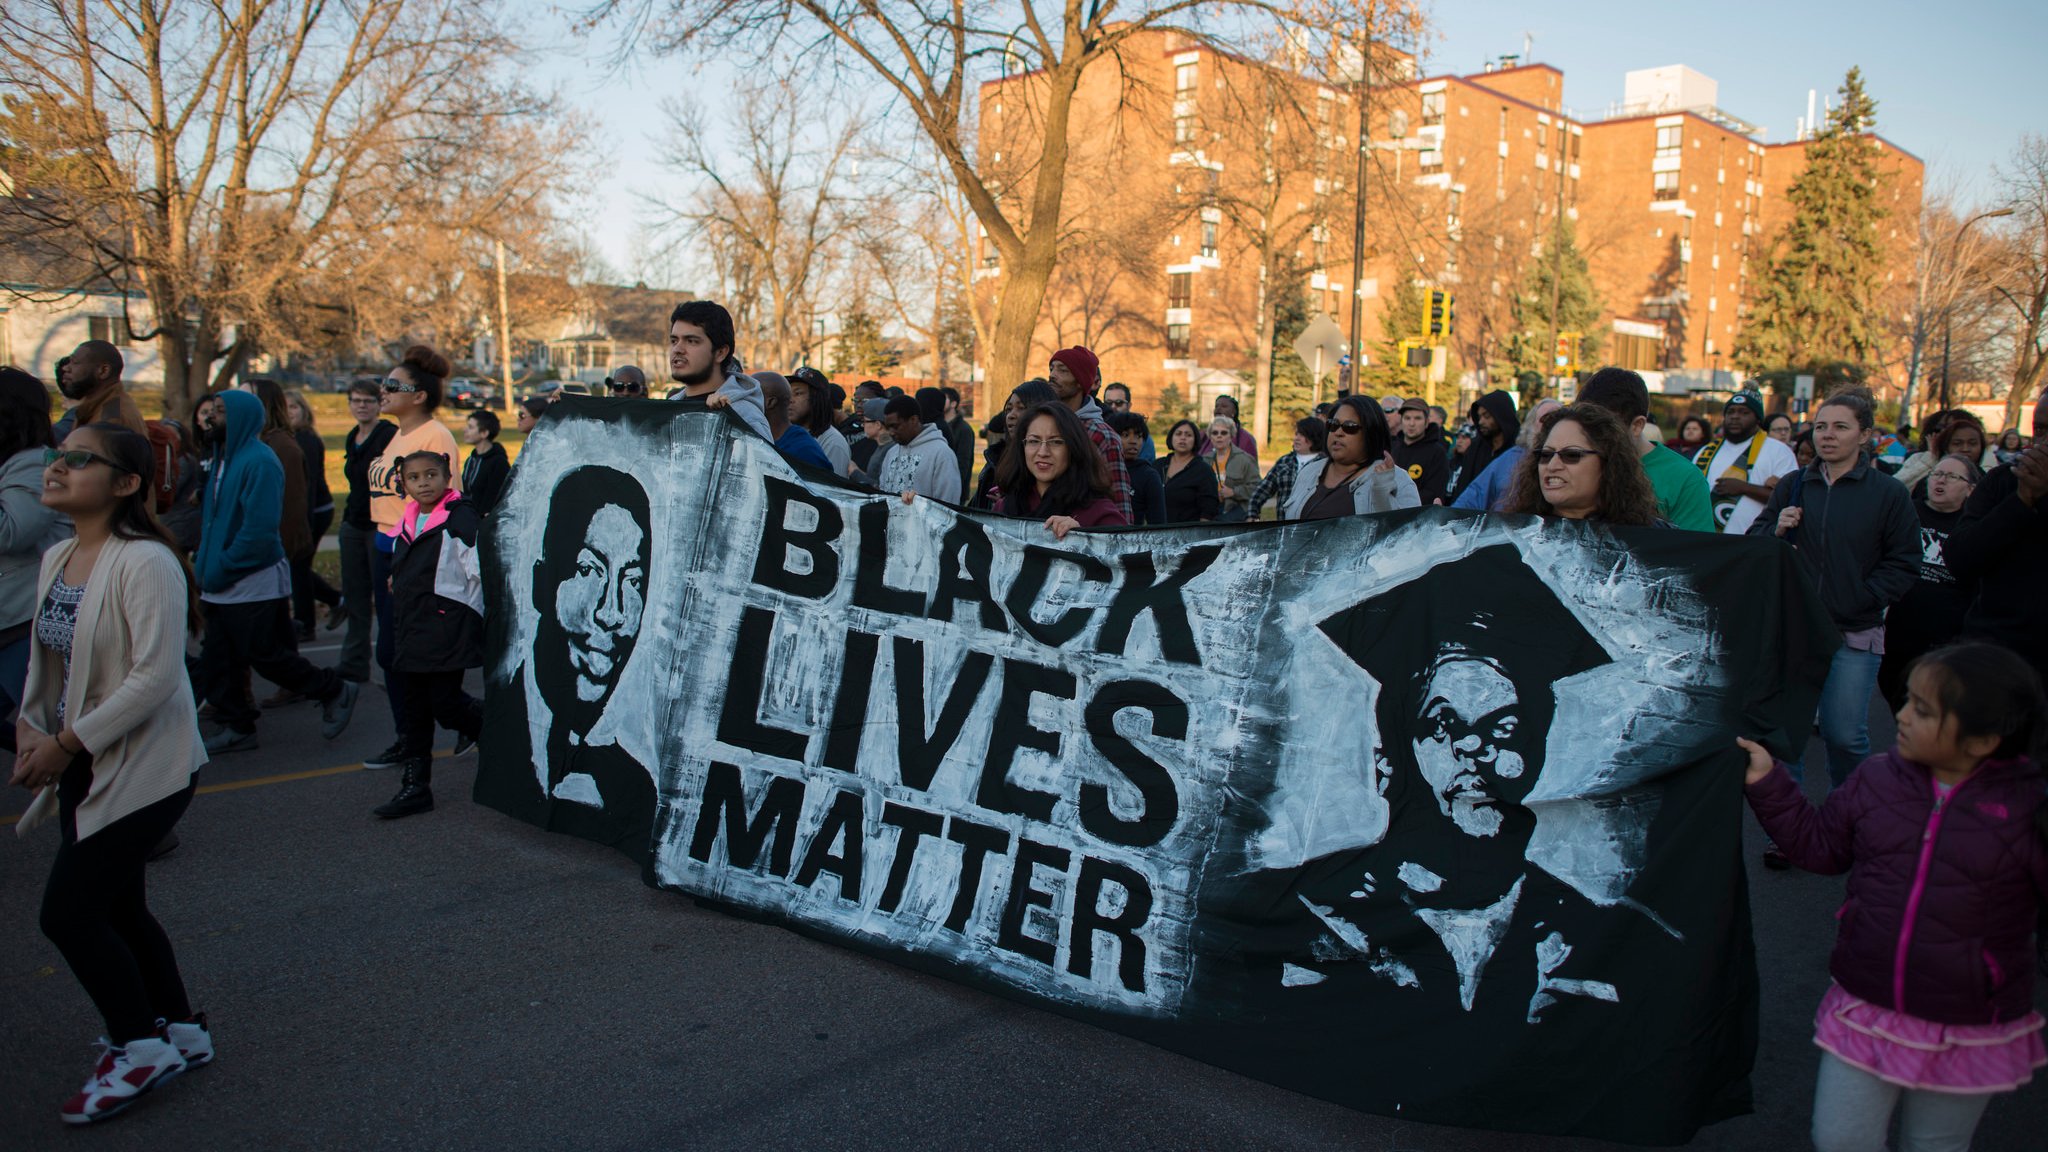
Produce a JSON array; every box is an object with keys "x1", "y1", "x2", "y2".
[
  {"x1": 1328, "y1": 419, "x2": 1368, "y2": 434},
  {"x1": 606, "y1": 378, "x2": 646, "y2": 395},
  {"x1": 380, "y1": 378, "x2": 420, "y2": 393},
  {"x1": 1535, "y1": 447, "x2": 1602, "y2": 466},
  {"x1": 44, "y1": 447, "x2": 132, "y2": 473}
]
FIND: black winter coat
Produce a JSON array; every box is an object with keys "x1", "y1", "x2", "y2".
[{"x1": 390, "y1": 496, "x2": 484, "y2": 672}]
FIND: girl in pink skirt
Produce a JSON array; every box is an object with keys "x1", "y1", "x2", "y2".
[{"x1": 1740, "y1": 641, "x2": 2047, "y2": 1152}]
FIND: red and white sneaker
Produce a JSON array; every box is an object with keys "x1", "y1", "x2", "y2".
[
  {"x1": 164, "y1": 1014, "x2": 214, "y2": 1068},
  {"x1": 59, "y1": 1036, "x2": 186, "y2": 1125}
]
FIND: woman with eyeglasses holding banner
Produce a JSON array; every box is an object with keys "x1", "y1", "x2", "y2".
[
  {"x1": 361, "y1": 346, "x2": 462, "y2": 772},
  {"x1": 1500, "y1": 405, "x2": 1661, "y2": 527},
  {"x1": 1282, "y1": 395, "x2": 1419, "y2": 520},
  {"x1": 986, "y1": 403, "x2": 1129, "y2": 540}
]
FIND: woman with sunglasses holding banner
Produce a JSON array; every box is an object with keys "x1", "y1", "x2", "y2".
[
  {"x1": 14, "y1": 423, "x2": 210, "y2": 1124},
  {"x1": 1502, "y1": 405, "x2": 1661, "y2": 527},
  {"x1": 1282, "y1": 395, "x2": 1419, "y2": 520},
  {"x1": 361, "y1": 346, "x2": 463, "y2": 772}
]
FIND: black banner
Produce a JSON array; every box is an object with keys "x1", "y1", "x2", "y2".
[{"x1": 476, "y1": 403, "x2": 1836, "y2": 1145}]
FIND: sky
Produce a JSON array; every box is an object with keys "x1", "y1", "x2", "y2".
[{"x1": 539, "y1": 1, "x2": 2048, "y2": 288}]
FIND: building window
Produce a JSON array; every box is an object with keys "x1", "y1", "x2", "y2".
[
  {"x1": 87, "y1": 316, "x2": 126, "y2": 346},
  {"x1": 1166, "y1": 323, "x2": 1191, "y2": 357},
  {"x1": 1200, "y1": 219, "x2": 1218, "y2": 258},
  {"x1": 1421, "y1": 90, "x2": 1444, "y2": 127},
  {"x1": 1420, "y1": 148, "x2": 1444, "y2": 174},
  {"x1": 1167, "y1": 271, "x2": 1192, "y2": 310},
  {"x1": 1175, "y1": 62, "x2": 1197, "y2": 93},
  {"x1": 1537, "y1": 121, "x2": 1548, "y2": 149},
  {"x1": 1653, "y1": 170, "x2": 1680, "y2": 201},
  {"x1": 1655, "y1": 125, "x2": 1681, "y2": 158},
  {"x1": 1447, "y1": 187, "x2": 1463, "y2": 224},
  {"x1": 1174, "y1": 114, "x2": 1194, "y2": 145}
]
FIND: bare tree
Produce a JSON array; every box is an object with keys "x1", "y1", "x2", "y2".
[
  {"x1": 1892, "y1": 190, "x2": 2009, "y2": 422},
  {"x1": 604, "y1": 0, "x2": 1422, "y2": 415},
  {"x1": 0, "y1": 0, "x2": 567, "y2": 417},
  {"x1": 1992, "y1": 136, "x2": 2048, "y2": 433},
  {"x1": 645, "y1": 74, "x2": 862, "y2": 371}
]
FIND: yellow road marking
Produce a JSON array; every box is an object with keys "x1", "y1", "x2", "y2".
[{"x1": 3, "y1": 752, "x2": 455, "y2": 826}]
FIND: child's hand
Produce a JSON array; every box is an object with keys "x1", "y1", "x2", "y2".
[{"x1": 1735, "y1": 737, "x2": 1775, "y2": 785}]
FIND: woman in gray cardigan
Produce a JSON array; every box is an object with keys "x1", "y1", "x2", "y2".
[
  {"x1": 1283, "y1": 396, "x2": 1421, "y2": 519},
  {"x1": 0, "y1": 367, "x2": 71, "y2": 751},
  {"x1": 13, "y1": 422, "x2": 209, "y2": 1125}
]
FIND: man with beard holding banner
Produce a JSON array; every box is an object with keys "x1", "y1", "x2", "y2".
[{"x1": 472, "y1": 465, "x2": 657, "y2": 859}]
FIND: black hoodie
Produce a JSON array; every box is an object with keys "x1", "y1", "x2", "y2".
[{"x1": 1449, "y1": 391, "x2": 1521, "y2": 503}]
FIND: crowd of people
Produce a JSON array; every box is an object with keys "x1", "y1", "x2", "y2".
[{"x1": 6, "y1": 298, "x2": 2046, "y2": 1146}]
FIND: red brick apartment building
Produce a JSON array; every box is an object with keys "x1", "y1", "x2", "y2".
[{"x1": 975, "y1": 39, "x2": 1921, "y2": 425}]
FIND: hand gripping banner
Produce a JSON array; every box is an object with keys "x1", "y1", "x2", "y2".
[{"x1": 475, "y1": 403, "x2": 1837, "y2": 1145}]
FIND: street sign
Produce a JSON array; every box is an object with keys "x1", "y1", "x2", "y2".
[{"x1": 1293, "y1": 313, "x2": 1347, "y2": 383}]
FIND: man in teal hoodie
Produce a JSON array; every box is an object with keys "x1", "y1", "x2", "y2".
[{"x1": 195, "y1": 389, "x2": 359, "y2": 753}]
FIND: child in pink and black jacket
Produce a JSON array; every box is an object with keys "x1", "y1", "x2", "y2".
[
  {"x1": 1739, "y1": 641, "x2": 2048, "y2": 1152},
  {"x1": 372, "y1": 450, "x2": 483, "y2": 820}
]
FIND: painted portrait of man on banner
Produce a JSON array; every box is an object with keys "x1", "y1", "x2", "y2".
[{"x1": 481, "y1": 463, "x2": 658, "y2": 857}]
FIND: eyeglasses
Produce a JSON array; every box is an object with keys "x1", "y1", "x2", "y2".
[
  {"x1": 1536, "y1": 447, "x2": 1602, "y2": 466},
  {"x1": 1104, "y1": 399, "x2": 1130, "y2": 410},
  {"x1": 44, "y1": 447, "x2": 131, "y2": 473},
  {"x1": 380, "y1": 378, "x2": 419, "y2": 393},
  {"x1": 1929, "y1": 470, "x2": 1976, "y2": 485},
  {"x1": 1328, "y1": 419, "x2": 1368, "y2": 434},
  {"x1": 1022, "y1": 436, "x2": 1067, "y2": 452}
]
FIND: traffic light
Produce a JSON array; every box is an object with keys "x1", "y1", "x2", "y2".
[
  {"x1": 1426, "y1": 289, "x2": 1452, "y2": 338},
  {"x1": 1553, "y1": 331, "x2": 1581, "y2": 374}
]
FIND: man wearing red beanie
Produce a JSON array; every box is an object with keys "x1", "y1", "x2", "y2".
[{"x1": 1046, "y1": 346, "x2": 1132, "y2": 522}]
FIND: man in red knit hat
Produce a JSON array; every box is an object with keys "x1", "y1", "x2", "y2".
[{"x1": 1045, "y1": 345, "x2": 1133, "y2": 522}]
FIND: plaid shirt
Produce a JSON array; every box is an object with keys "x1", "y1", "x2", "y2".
[
  {"x1": 1076, "y1": 398, "x2": 1133, "y2": 522},
  {"x1": 1248, "y1": 452, "x2": 1306, "y2": 517}
]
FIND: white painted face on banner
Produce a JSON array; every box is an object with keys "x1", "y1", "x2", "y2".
[
  {"x1": 553, "y1": 504, "x2": 648, "y2": 703},
  {"x1": 1413, "y1": 657, "x2": 1527, "y2": 839}
]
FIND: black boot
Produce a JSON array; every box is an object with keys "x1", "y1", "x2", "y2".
[{"x1": 374, "y1": 758, "x2": 434, "y2": 819}]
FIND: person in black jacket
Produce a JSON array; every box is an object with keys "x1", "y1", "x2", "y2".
[
  {"x1": 337, "y1": 381, "x2": 396, "y2": 682},
  {"x1": 1749, "y1": 393, "x2": 1919, "y2": 797},
  {"x1": 375, "y1": 450, "x2": 484, "y2": 819},
  {"x1": 1390, "y1": 396, "x2": 1450, "y2": 504},
  {"x1": 1943, "y1": 393, "x2": 2048, "y2": 685},
  {"x1": 460, "y1": 409, "x2": 511, "y2": 515},
  {"x1": 286, "y1": 390, "x2": 340, "y2": 640},
  {"x1": 1159, "y1": 418, "x2": 1220, "y2": 523},
  {"x1": 1447, "y1": 390, "x2": 1520, "y2": 504},
  {"x1": 1107, "y1": 409, "x2": 1167, "y2": 525}
]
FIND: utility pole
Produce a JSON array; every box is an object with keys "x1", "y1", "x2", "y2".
[
  {"x1": 1346, "y1": 30, "x2": 1372, "y2": 396},
  {"x1": 1546, "y1": 132, "x2": 1567, "y2": 400},
  {"x1": 495, "y1": 237, "x2": 515, "y2": 419}
]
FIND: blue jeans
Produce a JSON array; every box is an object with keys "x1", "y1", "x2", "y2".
[{"x1": 1804, "y1": 645, "x2": 1881, "y2": 789}]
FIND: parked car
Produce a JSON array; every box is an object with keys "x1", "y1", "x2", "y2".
[{"x1": 447, "y1": 378, "x2": 500, "y2": 409}]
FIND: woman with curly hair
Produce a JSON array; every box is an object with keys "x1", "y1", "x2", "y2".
[{"x1": 1502, "y1": 404, "x2": 1661, "y2": 526}]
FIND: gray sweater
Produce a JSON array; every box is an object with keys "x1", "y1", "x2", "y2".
[
  {"x1": 0, "y1": 447, "x2": 72, "y2": 630},
  {"x1": 1283, "y1": 457, "x2": 1421, "y2": 519},
  {"x1": 873, "y1": 424, "x2": 963, "y2": 504}
]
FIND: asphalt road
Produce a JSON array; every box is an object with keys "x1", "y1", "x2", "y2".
[{"x1": 2, "y1": 646, "x2": 2042, "y2": 1151}]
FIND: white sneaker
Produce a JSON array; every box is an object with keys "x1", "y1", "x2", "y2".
[
  {"x1": 60, "y1": 1036, "x2": 187, "y2": 1124},
  {"x1": 164, "y1": 1014, "x2": 214, "y2": 1068}
]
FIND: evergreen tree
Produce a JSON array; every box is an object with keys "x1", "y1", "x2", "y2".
[
  {"x1": 829, "y1": 309, "x2": 900, "y2": 376},
  {"x1": 1508, "y1": 212, "x2": 1604, "y2": 378},
  {"x1": 1735, "y1": 69, "x2": 1889, "y2": 376},
  {"x1": 1361, "y1": 275, "x2": 1427, "y2": 393},
  {"x1": 1258, "y1": 257, "x2": 1321, "y2": 425}
]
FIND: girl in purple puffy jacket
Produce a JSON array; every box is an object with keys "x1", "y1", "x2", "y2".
[{"x1": 1739, "y1": 642, "x2": 2047, "y2": 1152}]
